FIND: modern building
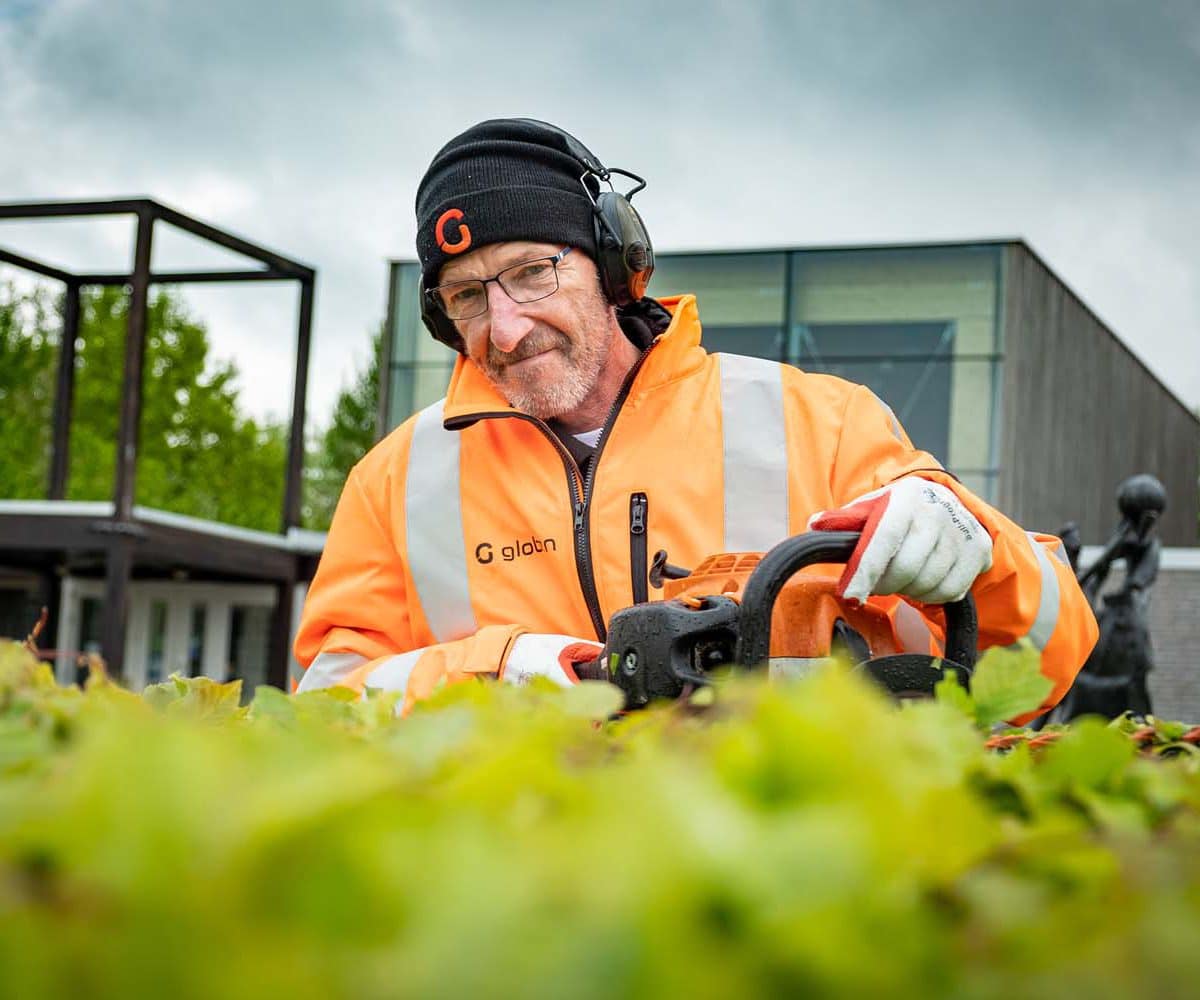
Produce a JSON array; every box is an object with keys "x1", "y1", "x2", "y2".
[{"x1": 383, "y1": 240, "x2": 1199, "y2": 545}]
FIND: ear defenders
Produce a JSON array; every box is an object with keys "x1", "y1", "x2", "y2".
[{"x1": 419, "y1": 120, "x2": 655, "y2": 353}]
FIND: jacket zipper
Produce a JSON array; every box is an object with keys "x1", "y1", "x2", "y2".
[
  {"x1": 574, "y1": 345, "x2": 657, "y2": 638},
  {"x1": 629, "y1": 492, "x2": 649, "y2": 604},
  {"x1": 445, "y1": 342, "x2": 658, "y2": 642}
]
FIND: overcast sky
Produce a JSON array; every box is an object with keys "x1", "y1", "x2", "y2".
[{"x1": 2, "y1": 0, "x2": 1197, "y2": 429}]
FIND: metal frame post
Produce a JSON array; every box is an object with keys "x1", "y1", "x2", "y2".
[
  {"x1": 48, "y1": 281, "x2": 81, "y2": 499},
  {"x1": 283, "y1": 276, "x2": 314, "y2": 531},
  {"x1": 112, "y1": 208, "x2": 154, "y2": 521},
  {"x1": 266, "y1": 574, "x2": 296, "y2": 690},
  {"x1": 100, "y1": 539, "x2": 133, "y2": 679}
]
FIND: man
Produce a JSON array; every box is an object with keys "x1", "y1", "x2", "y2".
[{"x1": 295, "y1": 118, "x2": 1097, "y2": 717}]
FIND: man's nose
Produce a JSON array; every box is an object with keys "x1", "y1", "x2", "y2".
[{"x1": 485, "y1": 281, "x2": 534, "y2": 355}]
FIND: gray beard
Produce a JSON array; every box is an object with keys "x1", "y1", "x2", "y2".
[{"x1": 480, "y1": 321, "x2": 611, "y2": 420}]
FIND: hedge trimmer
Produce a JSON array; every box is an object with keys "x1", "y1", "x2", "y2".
[{"x1": 580, "y1": 530, "x2": 977, "y2": 709}]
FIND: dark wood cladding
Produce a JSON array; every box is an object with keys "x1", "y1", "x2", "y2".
[{"x1": 999, "y1": 243, "x2": 1199, "y2": 545}]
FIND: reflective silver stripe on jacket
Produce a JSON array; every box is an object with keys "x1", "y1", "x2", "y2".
[
  {"x1": 869, "y1": 390, "x2": 903, "y2": 441},
  {"x1": 717, "y1": 354, "x2": 790, "y2": 552},
  {"x1": 1046, "y1": 536, "x2": 1071, "y2": 567},
  {"x1": 297, "y1": 651, "x2": 368, "y2": 693},
  {"x1": 362, "y1": 649, "x2": 425, "y2": 695},
  {"x1": 406, "y1": 399, "x2": 476, "y2": 643},
  {"x1": 1022, "y1": 531, "x2": 1061, "y2": 650}
]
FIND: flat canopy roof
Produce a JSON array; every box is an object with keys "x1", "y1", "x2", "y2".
[{"x1": 0, "y1": 501, "x2": 325, "y2": 582}]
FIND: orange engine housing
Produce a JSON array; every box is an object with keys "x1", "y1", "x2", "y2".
[{"x1": 662, "y1": 552, "x2": 902, "y2": 660}]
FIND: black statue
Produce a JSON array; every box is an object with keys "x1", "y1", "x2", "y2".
[
  {"x1": 1056, "y1": 474, "x2": 1166, "y2": 721},
  {"x1": 1058, "y1": 521, "x2": 1083, "y2": 573}
]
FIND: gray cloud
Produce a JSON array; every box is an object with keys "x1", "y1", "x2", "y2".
[{"x1": 1, "y1": 0, "x2": 1196, "y2": 425}]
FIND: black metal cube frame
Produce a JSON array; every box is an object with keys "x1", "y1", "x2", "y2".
[{"x1": 0, "y1": 198, "x2": 317, "y2": 685}]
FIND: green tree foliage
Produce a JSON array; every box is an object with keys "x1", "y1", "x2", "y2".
[
  {"x1": 0, "y1": 283, "x2": 58, "y2": 498},
  {"x1": 1, "y1": 280, "x2": 379, "y2": 534},
  {"x1": 65, "y1": 286, "x2": 289, "y2": 529},
  {"x1": 301, "y1": 327, "x2": 381, "y2": 531},
  {"x1": 0, "y1": 283, "x2": 288, "y2": 530}
]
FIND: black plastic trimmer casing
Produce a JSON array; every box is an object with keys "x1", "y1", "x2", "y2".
[{"x1": 592, "y1": 530, "x2": 977, "y2": 710}]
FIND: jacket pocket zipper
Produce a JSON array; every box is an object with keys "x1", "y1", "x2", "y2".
[{"x1": 629, "y1": 492, "x2": 649, "y2": 604}]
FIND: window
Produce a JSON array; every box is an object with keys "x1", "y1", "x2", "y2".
[{"x1": 792, "y1": 322, "x2": 955, "y2": 463}]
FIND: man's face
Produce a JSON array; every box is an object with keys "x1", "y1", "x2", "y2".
[{"x1": 438, "y1": 241, "x2": 616, "y2": 420}]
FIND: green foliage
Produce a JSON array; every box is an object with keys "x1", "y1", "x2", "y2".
[
  {"x1": 302, "y1": 327, "x2": 381, "y2": 530},
  {"x1": 0, "y1": 283, "x2": 384, "y2": 533},
  {"x1": 934, "y1": 641, "x2": 1053, "y2": 729},
  {"x1": 65, "y1": 287, "x2": 290, "y2": 530},
  {"x1": 0, "y1": 283, "x2": 288, "y2": 529},
  {"x1": 0, "y1": 283, "x2": 58, "y2": 498},
  {"x1": 2, "y1": 638, "x2": 1199, "y2": 998}
]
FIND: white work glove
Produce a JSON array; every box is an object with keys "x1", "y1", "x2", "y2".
[
  {"x1": 807, "y1": 478, "x2": 993, "y2": 605},
  {"x1": 498, "y1": 633, "x2": 602, "y2": 688}
]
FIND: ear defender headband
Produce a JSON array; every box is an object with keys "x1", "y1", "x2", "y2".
[{"x1": 418, "y1": 120, "x2": 655, "y2": 353}]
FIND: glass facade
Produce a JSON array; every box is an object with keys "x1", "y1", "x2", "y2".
[
  {"x1": 384, "y1": 262, "x2": 459, "y2": 427},
  {"x1": 384, "y1": 244, "x2": 1004, "y2": 499}
]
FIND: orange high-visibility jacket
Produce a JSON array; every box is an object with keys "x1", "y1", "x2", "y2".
[{"x1": 295, "y1": 295, "x2": 1097, "y2": 715}]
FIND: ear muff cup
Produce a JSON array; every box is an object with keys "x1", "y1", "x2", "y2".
[
  {"x1": 420, "y1": 274, "x2": 468, "y2": 352},
  {"x1": 593, "y1": 191, "x2": 655, "y2": 308}
]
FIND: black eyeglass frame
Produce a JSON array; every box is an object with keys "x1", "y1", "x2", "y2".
[{"x1": 426, "y1": 246, "x2": 574, "y2": 321}]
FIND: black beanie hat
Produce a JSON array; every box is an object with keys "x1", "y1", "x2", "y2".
[{"x1": 415, "y1": 119, "x2": 600, "y2": 292}]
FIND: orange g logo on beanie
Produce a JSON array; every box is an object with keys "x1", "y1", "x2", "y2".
[{"x1": 435, "y1": 208, "x2": 472, "y2": 254}]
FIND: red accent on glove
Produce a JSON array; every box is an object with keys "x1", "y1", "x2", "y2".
[
  {"x1": 557, "y1": 641, "x2": 603, "y2": 683},
  {"x1": 809, "y1": 493, "x2": 891, "y2": 603}
]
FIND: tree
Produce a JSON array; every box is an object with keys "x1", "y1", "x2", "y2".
[
  {"x1": 0, "y1": 284, "x2": 288, "y2": 532},
  {"x1": 302, "y1": 327, "x2": 381, "y2": 530},
  {"x1": 0, "y1": 282, "x2": 58, "y2": 499},
  {"x1": 1, "y1": 281, "x2": 384, "y2": 535}
]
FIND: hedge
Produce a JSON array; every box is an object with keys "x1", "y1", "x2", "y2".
[{"x1": 1, "y1": 639, "x2": 1198, "y2": 999}]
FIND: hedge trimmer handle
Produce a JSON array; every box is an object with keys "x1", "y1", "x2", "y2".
[{"x1": 736, "y1": 530, "x2": 978, "y2": 671}]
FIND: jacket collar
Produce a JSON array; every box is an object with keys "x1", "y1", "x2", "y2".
[{"x1": 441, "y1": 294, "x2": 707, "y2": 426}]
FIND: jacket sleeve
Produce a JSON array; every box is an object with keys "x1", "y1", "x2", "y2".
[
  {"x1": 293, "y1": 461, "x2": 527, "y2": 714},
  {"x1": 829, "y1": 385, "x2": 1098, "y2": 719}
]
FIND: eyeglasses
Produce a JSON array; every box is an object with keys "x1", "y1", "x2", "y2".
[{"x1": 428, "y1": 247, "x2": 574, "y2": 321}]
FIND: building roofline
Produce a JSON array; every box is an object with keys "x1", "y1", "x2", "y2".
[
  {"x1": 1004, "y1": 240, "x2": 1198, "y2": 427},
  {"x1": 0, "y1": 500, "x2": 326, "y2": 554},
  {"x1": 386, "y1": 236, "x2": 1026, "y2": 267},
  {"x1": 386, "y1": 236, "x2": 1199, "y2": 421}
]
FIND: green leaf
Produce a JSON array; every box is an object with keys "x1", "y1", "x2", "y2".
[
  {"x1": 934, "y1": 666, "x2": 976, "y2": 721},
  {"x1": 1041, "y1": 717, "x2": 1136, "y2": 791},
  {"x1": 247, "y1": 684, "x2": 297, "y2": 723},
  {"x1": 141, "y1": 678, "x2": 184, "y2": 710},
  {"x1": 969, "y1": 643, "x2": 1053, "y2": 729},
  {"x1": 143, "y1": 674, "x2": 244, "y2": 720},
  {"x1": 560, "y1": 680, "x2": 624, "y2": 721},
  {"x1": 0, "y1": 640, "x2": 56, "y2": 697}
]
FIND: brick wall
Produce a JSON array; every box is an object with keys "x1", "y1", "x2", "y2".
[{"x1": 1146, "y1": 567, "x2": 1200, "y2": 723}]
